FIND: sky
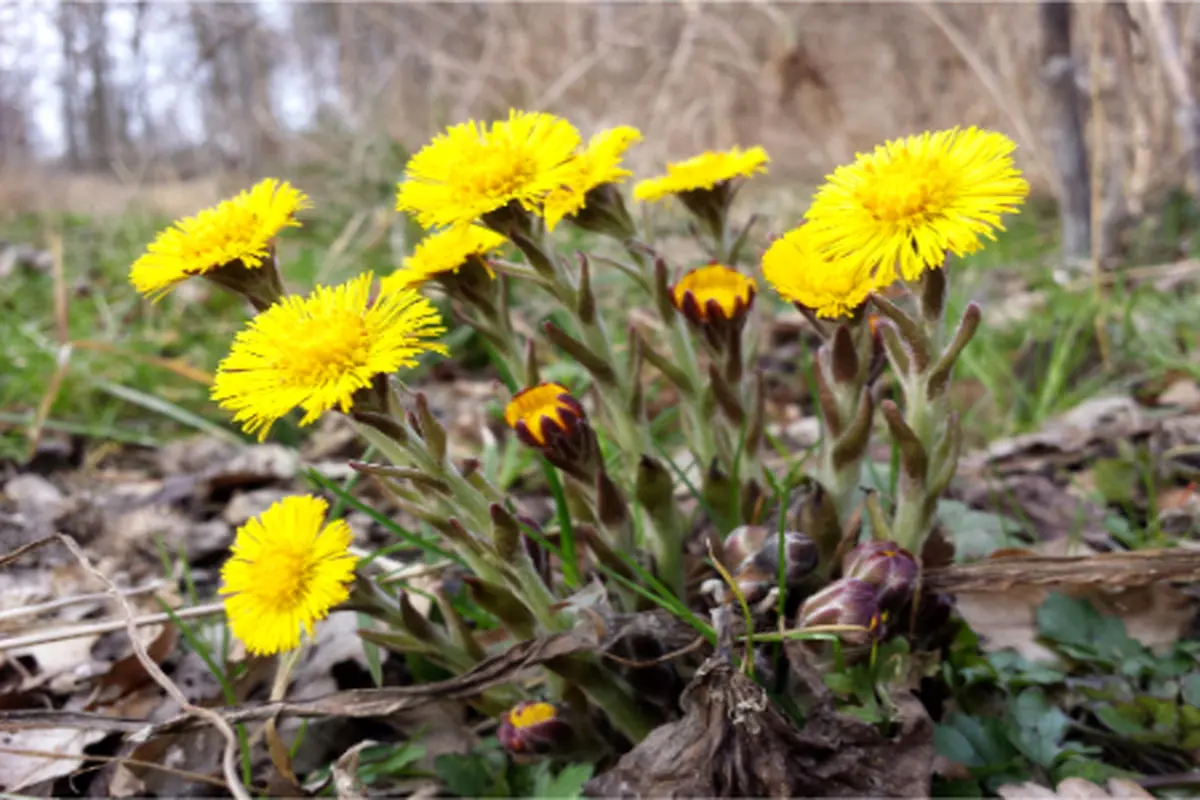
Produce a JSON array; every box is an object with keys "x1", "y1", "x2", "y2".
[{"x1": 7, "y1": 0, "x2": 316, "y2": 158}]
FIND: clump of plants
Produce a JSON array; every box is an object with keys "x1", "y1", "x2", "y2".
[{"x1": 129, "y1": 115, "x2": 1029, "y2": 793}]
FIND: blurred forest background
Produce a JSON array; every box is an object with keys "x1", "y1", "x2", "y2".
[{"x1": 3, "y1": 0, "x2": 1200, "y2": 267}]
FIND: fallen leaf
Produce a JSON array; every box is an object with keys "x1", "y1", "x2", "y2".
[
  {"x1": 997, "y1": 777, "x2": 1154, "y2": 799},
  {"x1": 585, "y1": 654, "x2": 934, "y2": 798},
  {"x1": 0, "y1": 725, "x2": 106, "y2": 792}
]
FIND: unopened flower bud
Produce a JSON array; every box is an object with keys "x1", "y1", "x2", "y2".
[
  {"x1": 719, "y1": 524, "x2": 770, "y2": 571},
  {"x1": 748, "y1": 531, "x2": 819, "y2": 587},
  {"x1": 796, "y1": 577, "x2": 882, "y2": 645},
  {"x1": 497, "y1": 701, "x2": 575, "y2": 756},
  {"x1": 670, "y1": 263, "x2": 757, "y2": 352},
  {"x1": 843, "y1": 540, "x2": 919, "y2": 611},
  {"x1": 505, "y1": 383, "x2": 600, "y2": 480}
]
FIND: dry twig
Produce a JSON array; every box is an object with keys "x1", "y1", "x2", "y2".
[
  {"x1": 924, "y1": 548, "x2": 1200, "y2": 594},
  {"x1": 54, "y1": 534, "x2": 252, "y2": 800}
]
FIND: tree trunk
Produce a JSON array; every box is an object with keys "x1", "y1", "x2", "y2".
[
  {"x1": 1039, "y1": 1, "x2": 1091, "y2": 265},
  {"x1": 1142, "y1": 0, "x2": 1200, "y2": 207}
]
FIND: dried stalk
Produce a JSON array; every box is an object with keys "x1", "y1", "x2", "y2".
[{"x1": 55, "y1": 534, "x2": 251, "y2": 800}]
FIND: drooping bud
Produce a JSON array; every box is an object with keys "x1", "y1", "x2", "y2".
[
  {"x1": 497, "y1": 701, "x2": 575, "y2": 757},
  {"x1": 842, "y1": 540, "x2": 919, "y2": 611},
  {"x1": 796, "y1": 577, "x2": 882, "y2": 645},
  {"x1": 505, "y1": 383, "x2": 600, "y2": 481}
]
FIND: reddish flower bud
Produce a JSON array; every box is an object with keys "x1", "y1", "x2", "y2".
[
  {"x1": 504, "y1": 383, "x2": 600, "y2": 480},
  {"x1": 796, "y1": 577, "x2": 883, "y2": 645},
  {"x1": 842, "y1": 540, "x2": 919, "y2": 611},
  {"x1": 496, "y1": 701, "x2": 574, "y2": 756},
  {"x1": 670, "y1": 263, "x2": 756, "y2": 352}
]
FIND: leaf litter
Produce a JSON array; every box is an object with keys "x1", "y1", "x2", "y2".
[{"x1": 4, "y1": 377, "x2": 1200, "y2": 795}]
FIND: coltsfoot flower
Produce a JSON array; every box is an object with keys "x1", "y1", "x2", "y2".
[
  {"x1": 842, "y1": 540, "x2": 919, "y2": 611},
  {"x1": 762, "y1": 223, "x2": 882, "y2": 319},
  {"x1": 672, "y1": 263, "x2": 756, "y2": 328},
  {"x1": 130, "y1": 178, "x2": 309, "y2": 305},
  {"x1": 803, "y1": 127, "x2": 1029, "y2": 284},
  {"x1": 635, "y1": 145, "x2": 769, "y2": 249},
  {"x1": 396, "y1": 110, "x2": 581, "y2": 231},
  {"x1": 220, "y1": 495, "x2": 357, "y2": 656},
  {"x1": 543, "y1": 125, "x2": 642, "y2": 233},
  {"x1": 504, "y1": 383, "x2": 599, "y2": 480},
  {"x1": 211, "y1": 272, "x2": 447, "y2": 440},
  {"x1": 634, "y1": 146, "x2": 769, "y2": 204},
  {"x1": 796, "y1": 577, "x2": 883, "y2": 645},
  {"x1": 497, "y1": 701, "x2": 575, "y2": 756},
  {"x1": 379, "y1": 225, "x2": 508, "y2": 292}
]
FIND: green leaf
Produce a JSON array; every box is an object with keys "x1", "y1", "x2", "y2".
[
  {"x1": 538, "y1": 762, "x2": 595, "y2": 799},
  {"x1": 934, "y1": 499, "x2": 1026, "y2": 561},
  {"x1": 933, "y1": 713, "x2": 1019, "y2": 769},
  {"x1": 1094, "y1": 704, "x2": 1146, "y2": 738},
  {"x1": 1182, "y1": 673, "x2": 1200, "y2": 707},
  {"x1": 435, "y1": 752, "x2": 505, "y2": 797},
  {"x1": 1036, "y1": 593, "x2": 1145, "y2": 665},
  {"x1": 1007, "y1": 688, "x2": 1071, "y2": 768}
]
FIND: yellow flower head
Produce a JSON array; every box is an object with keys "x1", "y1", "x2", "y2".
[
  {"x1": 498, "y1": 701, "x2": 572, "y2": 755},
  {"x1": 220, "y1": 494, "x2": 357, "y2": 656},
  {"x1": 211, "y1": 272, "x2": 448, "y2": 440},
  {"x1": 509, "y1": 702, "x2": 558, "y2": 729},
  {"x1": 380, "y1": 226, "x2": 508, "y2": 293},
  {"x1": 671, "y1": 263, "x2": 757, "y2": 324},
  {"x1": 396, "y1": 110, "x2": 581, "y2": 229},
  {"x1": 633, "y1": 146, "x2": 769, "y2": 204},
  {"x1": 542, "y1": 125, "x2": 643, "y2": 230},
  {"x1": 762, "y1": 224, "x2": 882, "y2": 319},
  {"x1": 130, "y1": 178, "x2": 309, "y2": 300},
  {"x1": 803, "y1": 127, "x2": 1029, "y2": 283},
  {"x1": 504, "y1": 382, "x2": 585, "y2": 447}
]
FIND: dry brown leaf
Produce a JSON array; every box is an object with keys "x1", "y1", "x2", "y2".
[
  {"x1": 0, "y1": 725, "x2": 107, "y2": 792},
  {"x1": 0, "y1": 630, "x2": 595, "y2": 735},
  {"x1": 1156, "y1": 378, "x2": 1200, "y2": 412},
  {"x1": 997, "y1": 777, "x2": 1154, "y2": 799},
  {"x1": 586, "y1": 654, "x2": 934, "y2": 798},
  {"x1": 950, "y1": 547, "x2": 1195, "y2": 659},
  {"x1": 91, "y1": 624, "x2": 178, "y2": 705},
  {"x1": 332, "y1": 739, "x2": 373, "y2": 800}
]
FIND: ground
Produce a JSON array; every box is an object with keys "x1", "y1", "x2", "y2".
[{"x1": 2, "y1": 178, "x2": 1200, "y2": 797}]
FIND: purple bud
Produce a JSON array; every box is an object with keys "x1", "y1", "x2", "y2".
[
  {"x1": 796, "y1": 577, "x2": 882, "y2": 645},
  {"x1": 496, "y1": 702, "x2": 574, "y2": 756},
  {"x1": 720, "y1": 524, "x2": 770, "y2": 571},
  {"x1": 748, "y1": 531, "x2": 819, "y2": 586},
  {"x1": 843, "y1": 540, "x2": 919, "y2": 611}
]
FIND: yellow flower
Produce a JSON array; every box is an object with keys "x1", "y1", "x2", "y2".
[
  {"x1": 504, "y1": 382, "x2": 585, "y2": 446},
  {"x1": 220, "y1": 494, "x2": 357, "y2": 656},
  {"x1": 803, "y1": 127, "x2": 1029, "y2": 283},
  {"x1": 130, "y1": 178, "x2": 309, "y2": 301},
  {"x1": 211, "y1": 273, "x2": 448, "y2": 440},
  {"x1": 671, "y1": 263, "x2": 757, "y2": 324},
  {"x1": 380, "y1": 226, "x2": 508, "y2": 293},
  {"x1": 542, "y1": 125, "x2": 642, "y2": 230},
  {"x1": 633, "y1": 146, "x2": 769, "y2": 204},
  {"x1": 396, "y1": 110, "x2": 581, "y2": 229},
  {"x1": 762, "y1": 225, "x2": 882, "y2": 319},
  {"x1": 498, "y1": 701, "x2": 574, "y2": 755}
]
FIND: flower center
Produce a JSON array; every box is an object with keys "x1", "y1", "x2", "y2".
[
  {"x1": 856, "y1": 155, "x2": 954, "y2": 223},
  {"x1": 284, "y1": 313, "x2": 371, "y2": 386},
  {"x1": 251, "y1": 546, "x2": 317, "y2": 612},
  {"x1": 461, "y1": 144, "x2": 538, "y2": 202}
]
